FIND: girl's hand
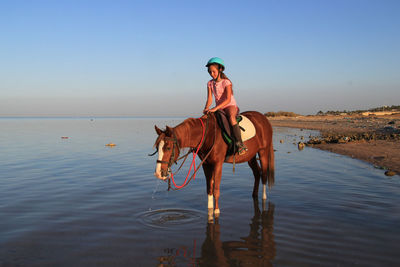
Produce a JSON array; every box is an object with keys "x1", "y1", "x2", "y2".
[
  {"x1": 209, "y1": 108, "x2": 217, "y2": 113},
  {"x1": 203, "y1": 108, "x2": 209, "y2": 114}
]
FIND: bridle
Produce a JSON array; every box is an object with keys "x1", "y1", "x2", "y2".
[
  {"x1": 151, "y1": 114, "x2": 216, "y2": 190},
  {"x1": 156, "y1": 133, "x2": 181, "y2": 170}
]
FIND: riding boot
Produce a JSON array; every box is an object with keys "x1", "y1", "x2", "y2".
[{"x1": 232, "y1": 124, "x2": 247, "y2": 155}]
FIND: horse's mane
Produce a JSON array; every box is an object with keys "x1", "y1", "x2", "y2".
[
  {"x1": 154, "y1": 114, "x2": 212, "y2": 149},
  {"x1": 154, "y1": 117, "x2": 205, "y2": 148},
  {"x1": 179, "y1": 118, "x2": 198, "y2": 130},
  {"x1": 174, "y1": 118, "x2": 198, "y2": 142}
]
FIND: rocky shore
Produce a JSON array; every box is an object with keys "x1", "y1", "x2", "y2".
[{"x1": 269, "y1": 114, "x2": 400, "y2": 175}]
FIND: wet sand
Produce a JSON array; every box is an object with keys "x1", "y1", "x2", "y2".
[{"x1": 269, "y1": 114, "x2": 400, "y2": 174}]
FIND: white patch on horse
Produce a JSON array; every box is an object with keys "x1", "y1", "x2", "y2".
[
  {"x1": 262, "y1": 184, "x2": 267, "y2": 200},
  {"x1": 208, "y1": 194, "x2": 214, "y2": 209},
  {"x1": 154, "y1": 140, "x2": 165, "y2": 179}
]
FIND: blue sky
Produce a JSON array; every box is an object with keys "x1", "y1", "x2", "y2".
[{"x1": 1, "y1": 0, "x2": 399, "y2": 116}]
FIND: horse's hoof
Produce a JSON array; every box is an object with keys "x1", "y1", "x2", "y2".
[
  {"x1": 208, "y1": 209, "x2": 214, "y2": 223},
  {"x1": 214, "y1": 209, "x2": 220, "y2": 216},
  {"x1": 262, "y1": 185, "x2": 268, "y2": 200}
]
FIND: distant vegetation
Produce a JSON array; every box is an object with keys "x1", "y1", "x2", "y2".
[
  {"x1": 264, "y1": 111, "x2": 299, "y2": 117},
  {"x1": 316, "y1": 105, "x2": 400, "y2": 116}
]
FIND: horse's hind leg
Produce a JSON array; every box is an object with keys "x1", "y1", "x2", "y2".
[
  {"x1": 258, "y1": 149, "x2": 269, "y2": 200},
  {"x1": 248, "y1": 156, "x2": 261, "y2": 199},
  {"x1": 213, "y1": 163, "x2": 223, "y2": 216}
]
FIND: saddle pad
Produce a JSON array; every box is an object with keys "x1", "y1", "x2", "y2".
[{"x1": 239, "y1": 115, "x2": 256, "y2": 141}]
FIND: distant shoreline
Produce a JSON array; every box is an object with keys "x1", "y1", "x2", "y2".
[
  {"x1": 2, "y1": 113, "x2": 398, "y2": 174},
  {"x1": 269, "y1": 114, "x2": 400, "y2": 174}
]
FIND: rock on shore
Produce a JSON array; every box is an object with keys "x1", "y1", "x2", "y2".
[{"x1": 269, "y1": 114, "x2": 400, "y2": 174}]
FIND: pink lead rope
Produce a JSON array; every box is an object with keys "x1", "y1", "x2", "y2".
[{"x1": 170, "y1": 118, "x2": 205, "y2": 189}]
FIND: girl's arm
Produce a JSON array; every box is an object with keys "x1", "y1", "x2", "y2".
[
  {"x1": 209, "y1": 84, "x2": 232, "y2": 112},
  {"x1": 203, "y1": 85, "x2": 213, "y2": 113}
]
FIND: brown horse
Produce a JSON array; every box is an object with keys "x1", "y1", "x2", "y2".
[{"x1": 153, "y1": 111, "x2": 274, "y2": 216}]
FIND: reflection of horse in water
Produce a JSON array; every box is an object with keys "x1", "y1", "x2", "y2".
[
  {"x1": 199, "y1": 200, "x2": 276, "y2": 266},
  {"x1": 157, "y1": 200, "x2": 275, "y2": 266},
  {"x1": 153, "y1": 111, "x2": 274, "y2": 218}
]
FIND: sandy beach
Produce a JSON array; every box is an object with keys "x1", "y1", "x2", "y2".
[{"x1": 269, "y1": 113, "x2": 400, "y2": 174}]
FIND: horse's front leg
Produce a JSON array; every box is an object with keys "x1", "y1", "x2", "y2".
[{"x1": 202, "y1": 164, "x2": 214, "y2": 211}]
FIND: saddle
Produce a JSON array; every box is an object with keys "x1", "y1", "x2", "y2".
[{"x1": 215, "y1": 110, "x2": 256, "y2": 156}]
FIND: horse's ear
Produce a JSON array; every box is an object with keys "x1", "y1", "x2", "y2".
[
  {"x1": 155, "y1": 125, "x2": 163, "y2": 135},
  {"x1": 165, "y1": 126, "x2": 174, "y2": 136}
]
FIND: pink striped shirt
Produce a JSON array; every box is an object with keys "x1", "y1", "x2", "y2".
[{"x1": 207, "y1": 79, "x2": 237, "y2": 109}]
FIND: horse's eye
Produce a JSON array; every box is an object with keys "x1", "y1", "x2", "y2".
[{"x1": 165, "y1": 147, "x2": 171, "y2": 151}]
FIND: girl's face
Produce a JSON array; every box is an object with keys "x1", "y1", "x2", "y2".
[{"x1": 208, "y1": 65, "x2": 220, "y2": 80}]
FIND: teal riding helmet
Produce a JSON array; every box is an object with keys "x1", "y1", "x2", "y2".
[{"x1": 206, "y1": 57, "x2": 225, "y2": 70}]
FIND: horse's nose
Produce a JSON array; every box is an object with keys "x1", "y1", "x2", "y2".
[
  {"x1": 154, "y1": 171, "x2": 167, "y2": 180},
  {"x1": 161, "y1": 169, "x2": 168, "y2": 177},
  {"x1": 154, "y1": 172, "x2": 162, "y2": 179}
]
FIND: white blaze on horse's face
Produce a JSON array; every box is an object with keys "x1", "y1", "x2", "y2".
[{"x1": 154, "y1": 140, "x2": 166, "y2": 180}]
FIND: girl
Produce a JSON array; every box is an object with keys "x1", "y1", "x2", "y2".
[{"x1": 203, "y1": 57, "x2": 248, "y2": 154}]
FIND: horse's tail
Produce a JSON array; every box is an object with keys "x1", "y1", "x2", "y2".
[{"x1": 267, "y1": 138, "x2": 275, "y2": 190}]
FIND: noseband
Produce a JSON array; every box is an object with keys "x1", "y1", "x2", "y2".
[{"x1": 156, "y1": 135, "x2": 180, "y2": 169}]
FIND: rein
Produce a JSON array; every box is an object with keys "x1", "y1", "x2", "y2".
[{"x1": 168, "y1": 115, "x2": 216, "y2": 190}]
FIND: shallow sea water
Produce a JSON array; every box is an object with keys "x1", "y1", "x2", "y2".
[{"x1": 0, "y1": 118, "x2": 399, "y2": 266}]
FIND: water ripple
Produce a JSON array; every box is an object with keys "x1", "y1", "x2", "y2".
[{"x1": 137, "y1": 208, "x2": 204, "y2": 229}]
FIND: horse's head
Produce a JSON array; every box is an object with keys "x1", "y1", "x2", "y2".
[{"x1": 153, "y1": 125, "x2": 180, "y2": 180}]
